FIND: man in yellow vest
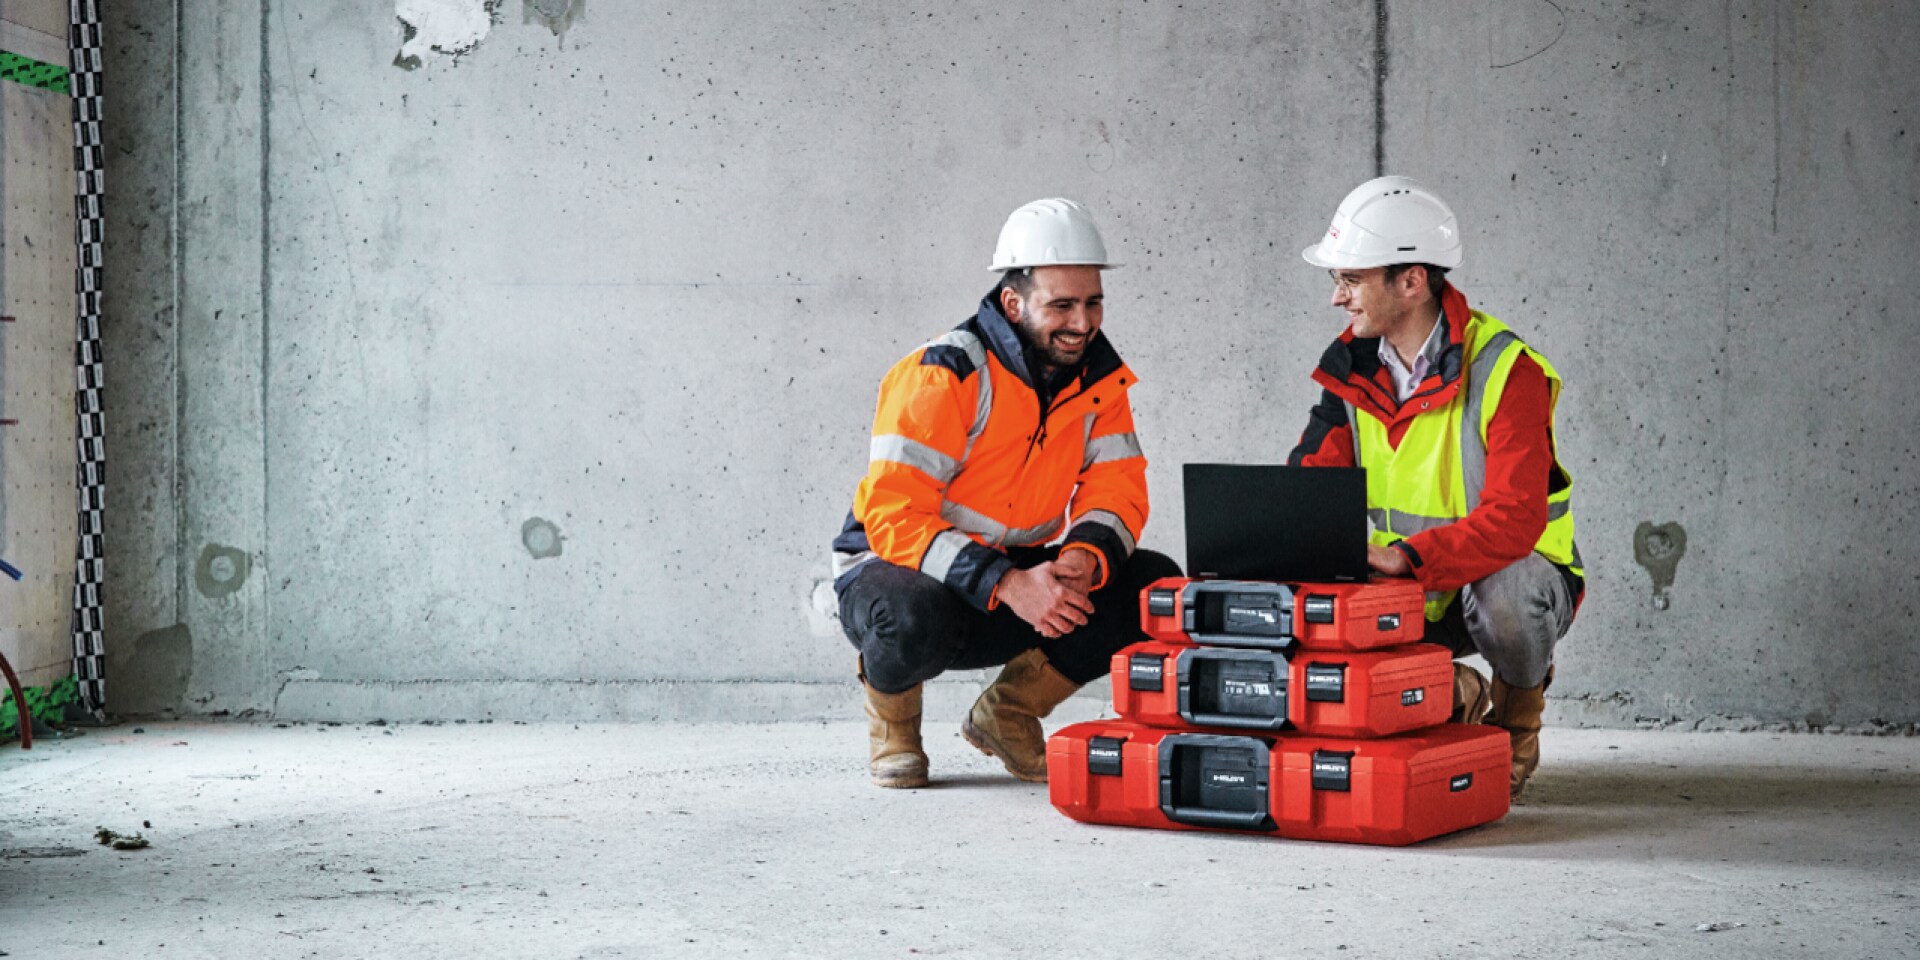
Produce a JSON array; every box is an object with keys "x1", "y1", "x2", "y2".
[{"x1": 1288, "y1": 177, "x2": 1584, "y2": 799}]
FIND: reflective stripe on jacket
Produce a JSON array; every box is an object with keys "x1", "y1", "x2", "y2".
[
  {"x1": 833, "y1": 289, "x2": 1149, "y2": 611},
  {"x1": 1288, "y1": 284, "x2": 1582, "y2": 621}
]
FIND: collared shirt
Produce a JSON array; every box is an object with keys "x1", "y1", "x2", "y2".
[{"x1": 1378, "y1": 311, "x2": 1445, "y2": 403}]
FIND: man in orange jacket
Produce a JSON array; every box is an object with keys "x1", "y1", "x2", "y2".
[{"x1": 833, "y1": 198, "x2": 1180, "y2": 789}]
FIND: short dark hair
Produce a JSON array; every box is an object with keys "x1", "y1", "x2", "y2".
[
  {"x1": 1385, "y1": 262, "x2": 1449, "y2": 299},
  {"x1": 999, "y1": 267, "x2": 1036, "y2": 299}
]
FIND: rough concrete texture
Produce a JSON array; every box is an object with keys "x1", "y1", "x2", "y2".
[
  {"x1": 98, "y1": 2, "x2": 1920, "y2": 725},
  {"x1": 2, "y1": 719, "x2": 1916, "y2": 958},
  {"x1": 1385, "y1": 0, "x2": 1920, "y2": 728}
]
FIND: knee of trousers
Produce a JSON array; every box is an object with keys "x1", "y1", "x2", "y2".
[
  {"x1": 1045, "y1": 549, "x2": 1184, "y2": 685},
  {"x1": 842, "y1": 573, "x2": 967, "y2": 693},
  {"x1": 1117, "y1": 548, "x2": 1184, "y2": 591},
  {"x1": 1461, "y1": 559, "x2": 1564, "y2": 687}
]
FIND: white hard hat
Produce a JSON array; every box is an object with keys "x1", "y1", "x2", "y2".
[
  {"x1": 988, "y1": 198, "x2": 1117, "y2": 272},
  {"x1": 1301, "y1": 176, "x2": 1463, "y2": 271}
]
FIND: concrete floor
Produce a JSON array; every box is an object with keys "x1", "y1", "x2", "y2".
[{"x1": 2, "y1": 716, "x2": 1916, "y2": 959}]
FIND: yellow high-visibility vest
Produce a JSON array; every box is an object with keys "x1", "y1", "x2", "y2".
[{"x1": 1348, "y1": 311, "x2": 1583, "y2": 621}]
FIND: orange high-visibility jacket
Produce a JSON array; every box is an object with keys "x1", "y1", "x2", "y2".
[{"x1": 833, "y1": 290, "x2": 1150, "y2": 611}]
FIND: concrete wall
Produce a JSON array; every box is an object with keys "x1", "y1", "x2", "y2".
[
  {"x1": 0, "y1": 1, "x2": 78, "y2": 688},
  {"x1": 102, "y1": 0, "x2": 1920, "y2": 728}
]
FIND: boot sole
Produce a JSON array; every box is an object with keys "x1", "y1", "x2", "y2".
[{"x1": 959, "y1": 717, "x2": 1048, "y2": 783}]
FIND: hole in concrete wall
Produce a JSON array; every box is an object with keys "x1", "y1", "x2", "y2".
[
  {"x1": 1633, "y1": 521, "x2": 1687, "y2": 610},
  {"x1": 522, "y1": 518, "x2": 564, "y2": 560},
  {"x1": 195, "y1": 544, "x2": 252, "y2": 598}
]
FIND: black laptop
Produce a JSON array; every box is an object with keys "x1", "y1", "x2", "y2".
[{"x1": 1182, "y1": 464, "x2": 1369, "y2": 582}]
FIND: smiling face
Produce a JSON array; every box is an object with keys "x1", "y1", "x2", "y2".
[
  {"x1": 1329, "y1": 264, "x2": 1429, "y2": 340},
  {"x1": 1001, "y1": 265, "x2": 1105, "y2": 373}
]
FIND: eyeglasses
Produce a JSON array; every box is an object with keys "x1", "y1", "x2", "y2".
[{"x1": 1328, "y1": 269, "x2": 1383, "y2": 293}]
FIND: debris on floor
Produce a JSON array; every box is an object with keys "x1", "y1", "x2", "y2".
[
  {"x1": 1693, "y1": 921, "x2": 1746, "y2": 933},
  {"x1": 93, "y1": 827, "x2": 151, "y2": 851}
]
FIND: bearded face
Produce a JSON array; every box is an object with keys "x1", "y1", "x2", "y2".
[{"x1": 1003, "y1": 265, "x2": 1104, "y2": 374}]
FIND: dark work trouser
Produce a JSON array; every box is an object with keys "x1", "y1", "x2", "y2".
[
  {"x1": 1422, "y1": 552, "x2": 1582, "y2": 689},
  {"x1": 838, "y1": 547, "x2": 1184, "y2": 695}
]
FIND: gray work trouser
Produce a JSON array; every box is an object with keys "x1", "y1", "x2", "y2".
[{"x1": 1423, "y1": 552, "x2": 1579, "y2": 689}]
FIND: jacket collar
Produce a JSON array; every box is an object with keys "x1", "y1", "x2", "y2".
[
  {"x1": 1312, "y1": 283, "x2": 1472, "y2": 424},
  {"x1": 968, "y1": 287, "x2": 1124, "y2": 394}
]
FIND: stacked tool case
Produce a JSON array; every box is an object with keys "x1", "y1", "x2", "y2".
[{"x1": 1047, "y1": 578, "x2": 1511, "y2": 846}]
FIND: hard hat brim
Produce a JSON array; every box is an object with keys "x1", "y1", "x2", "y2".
[{"x1": 1301, "y1": 244, "x2": 1338, "y2": 269}]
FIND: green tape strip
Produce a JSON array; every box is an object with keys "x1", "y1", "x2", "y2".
[
  {"x1": 0, "y1": 50, "x2": 69, "y2": 93},
  {"x1": 2, "y1": 674, "x2": 79, "y2": 737}
]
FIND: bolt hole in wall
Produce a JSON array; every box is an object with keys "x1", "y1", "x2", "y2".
[
  {"x1": 194, "y1": 544, "x2": 252, "y2": 599},
  {"x1": 1633, "y1": 522, "x2": 1687, "y2": 611},
  {"x1": 522, "y1": 518, "x2": 563, "y2": 560}
]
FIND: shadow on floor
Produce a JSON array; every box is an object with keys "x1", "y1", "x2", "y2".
[{"x1": 1419, "y1": 761, "x2": 1920, "y2": 864}]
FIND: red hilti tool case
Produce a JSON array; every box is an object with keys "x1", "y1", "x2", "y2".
[
  {"x1": 1270, "y1": 725, "x2": 1511, "y2": 845},
  {"x1": 1287, "y1": 643, "x2": 1452, "y2": 737},
  {"x1": 1048, "y1": 722, "x2": 1271, "y2": 832},
  {"x1": 1110, "y1": 643, "x2": 1290, "y2": 731},
  {"x1": 1048, "y1": 721, "x2": 1509, "y2": 846},
  {"x1": 1138, "y1": 577, "x2": 1426, "y2": 652},
  {"x1": 1110, "y1": 641, "x2": 1452, "y2": 737}
]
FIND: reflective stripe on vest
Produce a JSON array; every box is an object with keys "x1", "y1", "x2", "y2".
[
  {"x1": 1072, "y1": 508, "x2": 1137, "y2": 556},
  {"x1": 929, "y1": 328, "x2": 995, "y2": 463},
  {"x1": 865, "y1": 331, "x2": 992, "y2": 488},
  {"x1": 919, "y1": 529, "x2": 974, "y2": 583},
  {"x1": 1083, "y1": 431, "x2": 1144, "y2": 469},
  {"x1": 923, "y1": 332, "x2": 1063, "y2": 551},
  {"x1": 1355, "y1": 313, "x2": 1581, "y2": 620},
  {"x1": 870, "y1": 434, "x2": 959, "y2": 483},
  {"x1": 941, "y1": 500, "x2": 1065, "y2": 549}
]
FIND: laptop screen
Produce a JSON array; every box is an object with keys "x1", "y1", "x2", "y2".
[{"x1": 1182, "y1": 464, "x2": 1369, "y2": 582}]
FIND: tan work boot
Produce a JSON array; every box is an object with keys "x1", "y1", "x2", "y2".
[
  {"x1": 860, "y1": 660, "x2": 929, "y2": 789},
  {"x1": 1451, "y1": 662, "x2": 1491, "y2": 724},
  {"x1": 1489, "y1": 668, "x2": 1553, "y2": 800},
  {"x1": 960, "y1": 648, "x2": 1081, "y2": 782}
]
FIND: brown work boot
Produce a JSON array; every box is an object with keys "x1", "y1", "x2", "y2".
[
  {"x1": 960, "y1": 649, "x2": 1081, "y2": 782},
  {"x1": 1451, "y1": 662, "x2": 1491, "y2": 724},
  {"x1": 860, "y1": 660, "x2": 928, "y2": 789},
  {"x1": 1489, "y1": 668, "x2": 1553, "y2": 800}
]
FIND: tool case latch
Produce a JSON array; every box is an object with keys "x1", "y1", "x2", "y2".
[
  {"x1": 1311, "y1": 749, "x2": 1353, "y2": 792},
  {"x1": 1128, "y1": 654, "x2": 1165, "y2": 692},
  {"x1": 1304, "y1": 662, "x2": 1347, "y2": 703},
  {"x1": 1302, "y1": 594, "x2": 1336, "y2": 624},
  {"x1": 1146, "y1": 587, "x2": 1178, "y2": 617}
]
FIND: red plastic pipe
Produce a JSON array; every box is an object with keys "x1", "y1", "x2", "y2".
[{"x1": 0, "y1": 651, "x2": 31, "y2": 749}]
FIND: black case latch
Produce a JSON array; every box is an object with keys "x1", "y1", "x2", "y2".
[
  {"x1": 1311, "y1": 749, "x2": 1353, "y2": 792},
  {"x1": 1302, "y1": 595, "x2": 1336, "y2": 624},
  {"x1": 1146, "y1": 587, "x2": 1178, "y2": 617},
  {"x1": 1128, "y1": 654, "x2": 1165, "y2": 692},
  {"x1": 1087, "y1": 736, "x2": 1126, "y2": 777},
  {"x1": 1304, "y1": 662, "x2": 1347, "y2": 703}
]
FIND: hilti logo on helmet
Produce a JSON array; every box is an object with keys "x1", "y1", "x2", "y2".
[{"x1": 1329, "y1": 225, "x2": 1341, "y2": 239}]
